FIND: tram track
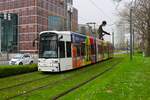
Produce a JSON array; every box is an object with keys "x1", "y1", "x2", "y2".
[
  {"x1": 0, "y1": 71, "x2": 51, "y2": 90},
  {"x1": 0, "y1": 63, "x2": 95, "y2": 93},
  {"x1": 0, "y1": 59, "x2": 114, "y2": 92},
  {"x1": 1, "y1": 58, "x2": 120, "y2": 100},
  {"x1": 0, "y1": 71, "x2": 38, "y2": 80},
  {"x1": 6, "y1": 61, "x2": 106, "y2": 100},
  {"x1": 7, "y1": 74, "x2": 79, "y2": 100},
  {"x1": 52, "y1": 61, "x2": 122, "y2": 100},
  {"x1": 0, "y1": 75, "x2": 50, "y2": 91}
]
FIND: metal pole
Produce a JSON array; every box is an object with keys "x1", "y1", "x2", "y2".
[
  {"x1": 93, "y1": 23, "x2": 96, "y2": 34},
  {"x1": 86, "y1": 22, "x2": 97, "y2": 62},
  {"x1": 130, "y1": 8, "x2": 133, "y2": 60},
  {"x1": 93, "y1": 22, "x2": 96, "y2": 63},
  {"x1": 127, "y1": 39, "x2": 129, "y2": 54},
  {"x1": 69, "y1": 11, "x2": 72, "y2": 31},
  {"x1": 133, "y1": 28, "x2": 134, "y2": 55},
  {"x1": 0, "y1": 18, "x2": 2, "y2": 55},
  {"x1": 112, "y1": 32, "x2": 114, "y2": 48},
  {"x1": 67, "y1": 3, "x2": 73, "y2": 31}
]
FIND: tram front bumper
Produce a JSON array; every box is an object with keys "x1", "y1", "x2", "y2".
[{"x1": 38, "y1": 66, "x2": 60, "y2": 72}]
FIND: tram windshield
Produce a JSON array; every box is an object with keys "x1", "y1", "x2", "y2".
[{"x1": 39, "y1": 33, "x2": 58, "y2": 58}]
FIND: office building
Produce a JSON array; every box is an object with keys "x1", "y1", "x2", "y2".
[{"x1": 0, "y1": 0, "x2": 78, "y2": 52}]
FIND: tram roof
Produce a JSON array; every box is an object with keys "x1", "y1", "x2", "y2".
[
  {"x1": 40, "y1": 31, "x2": 72, "y2": 35},
  {"x1": 39, "y1": 31, "x2": 87, "y2": 37},
  {"x1": 39, "y1": 31, "x2": 111, "y2": 43}
]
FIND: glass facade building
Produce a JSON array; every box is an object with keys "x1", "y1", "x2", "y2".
[
  {"x1": 48, "y1": 16, "x2": 65, "y2": 31},
  {"x1": 0, "y1": 0, "x2": 78, "y2": 52},
  {"x1": 0, "y1": 13, "x2": 18, "y2": 52}
]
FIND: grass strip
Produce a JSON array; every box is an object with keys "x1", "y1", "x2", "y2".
[
  {"x1": 13, "y1": 57, "x2": 122, "y2": 100},
  {"x1": 61, "y1": 55, "x2": 150, "y2": 100}
]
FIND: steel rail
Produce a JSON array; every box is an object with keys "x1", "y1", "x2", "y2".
[{"x1": 6, "y1": 59, "x2": 118, "y2": 100}]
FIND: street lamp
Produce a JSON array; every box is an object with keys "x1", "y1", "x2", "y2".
[
  {"x1": 86, "y1": 22, "x2": 96, "y2": 36},
  {"x1": 86, "y1": 22, "x2": 97, "y2": 61},
  {"x1": 129, "y1": 4, "x2": 134, "y2": 60}
]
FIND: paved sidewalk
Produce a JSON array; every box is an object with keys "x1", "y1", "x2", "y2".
[{"x1": 0, "y1": 60, "x2": 8, "y2": 65}]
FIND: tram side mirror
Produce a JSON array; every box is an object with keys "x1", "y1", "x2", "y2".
[{"x1": 59, "y1": 35, "x2": 63, "y2": 40}]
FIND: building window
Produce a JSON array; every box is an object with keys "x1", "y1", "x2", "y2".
[{"x1": 0, "y1": 14, "x2": 18, "y2": 52}]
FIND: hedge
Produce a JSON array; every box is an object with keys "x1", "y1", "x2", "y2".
[{"x1": 0, "y1": 64, "x2": 38, "y2": 77}]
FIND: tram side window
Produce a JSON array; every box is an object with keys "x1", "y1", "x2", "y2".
[
  {"x1": 91, "y1": 45, "x2": 95, "y2": 55},
  {"x1": 66, "y1": 42, "x2": 72, "y2": 57},
  {"x1": 59, "y1": 41, "x2": 65, "y2": 58},
  {"x1": 81, "y1": 43, "x2": 85, "y2": 56},
  {"x1": 76, "y1": 45, "x2": 80, "y2": 57}
]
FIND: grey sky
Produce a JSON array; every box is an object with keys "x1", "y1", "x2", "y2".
[
  {"x1": 73, "y1": 0, "x2": 116, "y2": 25},
  {"x1": 73, "y1": 0, "x2": 130, "y2": 26},
  {"x1": 73, "y1": 0, "x2": 131, "y2": 41}
]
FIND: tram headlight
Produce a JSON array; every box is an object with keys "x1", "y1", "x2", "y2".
[{"x1": 52, "y1": 60, "x2": 58, "y2": 64}]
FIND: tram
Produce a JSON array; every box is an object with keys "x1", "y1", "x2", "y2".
[{"x1": 37, "y1": 31, "x2": 113, "y2": 72}]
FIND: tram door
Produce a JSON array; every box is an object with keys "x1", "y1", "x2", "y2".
[{"x1": 59, "y1": 41, "x2": 72, "y2": 71}]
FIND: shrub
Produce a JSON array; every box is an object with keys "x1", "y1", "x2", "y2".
[{"x1": 0, "y1": 64, "x2": 37, "y2": 77}]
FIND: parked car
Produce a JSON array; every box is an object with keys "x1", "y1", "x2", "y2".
[{"x1": 9, "y1": 54, "x2": 34, "y2": 65}]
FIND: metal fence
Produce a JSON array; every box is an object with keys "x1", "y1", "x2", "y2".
[{"x1": 0, "y1": 53, "x2": 8, "y2": 65}]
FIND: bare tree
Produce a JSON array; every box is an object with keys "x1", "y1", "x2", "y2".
[{"x1": 118, "y1": 0, "x2": 150, "y2": 56}]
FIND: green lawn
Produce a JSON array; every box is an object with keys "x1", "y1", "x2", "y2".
[
  {"x1": 1, "y1": 54, "x2": 150, "y2": 100},
  {"x1": 14, "y1": 58, "x2": 121, "y2": 100},
  {"x1": 0, "y1": 58, "x2": 120, "y2": 100},
  {"x1": 61, "y1": 54, "x2": 150, "y2": 100}
]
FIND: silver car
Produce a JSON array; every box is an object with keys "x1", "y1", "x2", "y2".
[{"x1": 9, "y1": 54, "x2": 34, "y2": 65}]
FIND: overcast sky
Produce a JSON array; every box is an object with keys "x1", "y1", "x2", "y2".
[
  {"x1": 73, "y1": 0, "x2": 116, "y2": 25},
  {"x1": 73, "y1": 0, "x2": 131, "y2": 25},
  {"x1": 73, "y1": 0, "x2": 131, "y2": 41}
]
